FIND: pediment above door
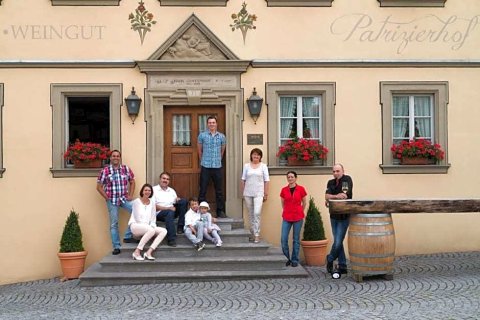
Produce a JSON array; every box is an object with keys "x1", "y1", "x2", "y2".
[{"x1": 137, "y1": 14, "x2": 250, "y2": 73}]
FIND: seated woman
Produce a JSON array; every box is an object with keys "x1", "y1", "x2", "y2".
[{"x1": 129, "y1": 183, "x2": 167, "y2": 261}]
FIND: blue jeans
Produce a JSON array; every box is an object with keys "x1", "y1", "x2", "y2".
[
  {"x1": 199, "y1": 166, "x2": 225, "y2": 214},
  {"x1": 174, "y1": 198, "x2": 188, "y2": 229},
  {"x1": 281, "y1": 219, "x2": 303, "y2": 264},
  {"x1": 157, "y1": 210, "x2": 176, "y2": 242},
  {"x1": 106, "y1": 200, "x2": 133, "y2": 250},
  {"x1": 327, "y1": 217, "x2": 350, "y2": 268}
]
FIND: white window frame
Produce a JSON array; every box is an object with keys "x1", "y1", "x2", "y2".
[
  {"x1": 50, "y1": 84, "x2": 122, "y2": 177},
  {"x1": 380, "y1": 81, "x2": 450, "y2": 174}
]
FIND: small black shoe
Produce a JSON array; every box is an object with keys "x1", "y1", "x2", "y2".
[
  {"x1": 167, "y1": 240, "x2": 177, "y2": 247},
  {"x1": 327, "y1": 261, "x2": 333, "y2": 273},
  {"x1": 291, "y1": 262, "x2": 299, "y2": 267},
  {"x1": 112, "y1": 248, "x2": 121, "y2": 255},
  {"x1": 217, "y1": 211, "x2": 228, "y2": 218},
  {"x1": 123, "y1": 238, "x2": 139, "y2": 244},
  {"x1": 286, "y1": 260, "x2": 291, "y2": 266}
]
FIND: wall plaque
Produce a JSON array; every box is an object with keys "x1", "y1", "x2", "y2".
[
  {"x1": 247, "y1": 134, "x2": 263, "y2": 145},
  {"x1": 149, "y1": 74, "x2": 238, "y2": 89}
]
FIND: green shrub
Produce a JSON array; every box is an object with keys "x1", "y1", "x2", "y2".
[
  {"x1": 302, "y1": 197, "x2": 326, "y2": 241},
  {"x1": 59, "y1": 209, "x2": 84, "y2": 253}
]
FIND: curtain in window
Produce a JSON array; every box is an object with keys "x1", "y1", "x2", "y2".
[
  {"x1": 414, "y1": 96, "x2": 432, "y2": 140},
  {"x1": 280, "y1": 97, "x2": 296, "y2": 142},
  {"x1": 302, "y1": 97, "x2": 320, "y2": 141},
  {"x1": 392, "y1": 96, "x2": 409, "y2": 144},
  {"x1": 172, "y1": 115, "x2": 191, "y2": 146}
]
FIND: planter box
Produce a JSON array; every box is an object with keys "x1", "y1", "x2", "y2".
[
  {"x1": 74, "y1": 159, "x2": 103, "y2": 168},
  {"x1": 400, "y1": 157, "x2": 435, "y2": 165},
  {"x1": 287, "y1": 156, "x2": 313, "y2": 166}
]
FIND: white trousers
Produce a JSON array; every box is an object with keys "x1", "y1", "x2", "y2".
[
  {"x1": 130, "y1": 223, "x2": 167, "y2": 251},
  {"x1": 244, "y1": 196, "x2": 264, "y2": 237}
]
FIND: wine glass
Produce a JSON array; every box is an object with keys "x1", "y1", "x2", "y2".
[{"x1": 341, "y1": 181, "x2": 349, "y2": 194}]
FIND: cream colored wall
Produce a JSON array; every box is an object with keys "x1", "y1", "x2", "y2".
[
  {"x1": 241, "y1": 67, "x2": 480, "y2": 256},
  {"x1": 0, "y1": 0, "x2": 479, "y2": 60},
  {"x1": 0, "y1": 68, "x2": 145, "y2": 284}
]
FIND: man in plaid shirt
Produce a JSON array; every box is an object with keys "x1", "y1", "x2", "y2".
[{"x1": 96, "y1": 150, "x2": 136, "y2": 255}]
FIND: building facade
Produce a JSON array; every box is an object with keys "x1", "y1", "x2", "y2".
[{"x1": 1, "y1": 0, "x2": 479, "y2": 285}]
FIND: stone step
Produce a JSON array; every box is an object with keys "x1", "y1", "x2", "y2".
[
  {"x1": 79, "y1": 264, "x2": 308, "y2": 287},
  {"x1": 118, "y1": 242, "x2": 271, "y2": 257},
  {"x1": 157, "y1": 217, "x2": 244, "y2": 231},
  {"x1": 128, "y1": 228, "x2": 251, "y2": 246},
  {"x1": 98, "y1": 253, "x2": 289, "y2": 273}
]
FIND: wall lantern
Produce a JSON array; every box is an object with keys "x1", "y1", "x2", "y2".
[
  {"x1": 246, "y1": 87, "x2": 263, "y2": 124},
  {"x1": 124, "y1": 87, "x2": 142, "y2": 124}
]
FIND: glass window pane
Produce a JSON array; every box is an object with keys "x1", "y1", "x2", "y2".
[
  {"x1": 280, "y1": 119, "x2": 295, "y2": 139},
  {"x1": 303, "y1": 119, "x2": 319, "y2": 139},
  {"x1": 415, "y1": 118, "x2": 431, "y2": 139},
  {"x1": 414, "y1": 96, "x2": 432, "y2": 116},
  {"x1": 393, "y1": 118, "x2": 409, "y2": 139},
  {"x1": 393, "y1": 96, "x2": 409, "y2": 116},
  {"x1": 302, "y1": 97, "x2": 320, "y2": 117},
  {"x1": 173, "y1": 115, "x2": 191, "y2": 146},
  {"x1": 280, "y1": 97, "x2": 297, "y2": 117}
]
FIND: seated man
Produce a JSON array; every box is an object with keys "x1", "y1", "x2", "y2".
[{"x1": 153, "y1": 172, "x2": 187, "y2": 247}]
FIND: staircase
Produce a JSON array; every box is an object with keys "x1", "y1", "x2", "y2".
[{"x1": 79, "y1": 218, "x2": 309, "y2": 286}]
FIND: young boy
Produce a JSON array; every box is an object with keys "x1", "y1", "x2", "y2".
[{"x1": 184, "y1": 198, "x2": 206, "y2": 251}]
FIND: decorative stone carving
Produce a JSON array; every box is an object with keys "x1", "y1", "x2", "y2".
[{"x1": 160, "y1": 26, "x2": 227, "y2": 60}]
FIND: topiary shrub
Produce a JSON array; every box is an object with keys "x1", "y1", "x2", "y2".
[
  {"x1": 302, "y1": 197, "x2": 326, "y2": 241},
  {"x1": 59, "y1": 209, "x2": 84, "y2": 253}
]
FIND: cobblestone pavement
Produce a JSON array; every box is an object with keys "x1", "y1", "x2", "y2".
[{"x1": 0, "y1": 251, "x2": 479, "y2": 320}]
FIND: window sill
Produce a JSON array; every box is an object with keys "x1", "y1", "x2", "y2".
[
  {"x1": 51, "y1": 0, "x2": 121, "y2": 5},
  {"x1": 159, "y1": 0, "x2": 228, "y2": 6},
  {"x1": 51, "y1": 168, "x2": 101, "y2": 178},
  {"x1": 378, "y1": 0, "x2": 446, "y2": 7},
  {"x1": 269, "y1": 165, "x2": 333, "y2": 175},
  {"x1": 380, "y1": 164, "x2": 450, "y2": 174},
  {"x1": 266, "y1": 0, "x2": 333, "y2": 6}
]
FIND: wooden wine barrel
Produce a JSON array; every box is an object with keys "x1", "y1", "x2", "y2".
[{"x1": 348, "y1": 213, "x2": 395, "y2": 282}]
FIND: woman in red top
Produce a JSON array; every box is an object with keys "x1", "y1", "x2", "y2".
[{"x1": 280, "y1": 171, "x2": 307, "y2": 267}]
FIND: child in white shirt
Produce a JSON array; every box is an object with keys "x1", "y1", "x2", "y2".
[
  {"x1": 199, "y1": 201, "x2": 223, "y2": 247},
  {"x1": 184, "y1": 198, "x2": 205, "y2": 251}
]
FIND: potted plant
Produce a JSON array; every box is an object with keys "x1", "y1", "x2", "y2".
[
  {"x1": 301, "y1": 197, "x2": 329, "y2": 266},
  {"x1": 391, "y1": 139, "x2": 445, "y2": 165},
  {"x1": 64, "y1": 140, "x2": 110, "y2": 168},
  {"x1": 58, "y1": 209, "x2": 88, "y2": 281},
  {"x1": 276, "y1": 137, "x2": 328, "y2": 166}
]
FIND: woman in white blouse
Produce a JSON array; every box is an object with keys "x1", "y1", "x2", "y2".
[
  {"x1": 241, "y1": 148, "x2": 270, "y2": 243},
  {"x1": 129, "y1": 183, "x2": 167, "y2": 260}
]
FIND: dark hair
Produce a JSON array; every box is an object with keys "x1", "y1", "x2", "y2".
[
  {"x1": 110, "y1": 149, "x2": 121, "y2": 157},
  {"x1": 188, "y1": 197, "x2": 199, "y2": 205},
  {"x1": 159, "y1": 172, "x2": 171, "y2": 179},
  {"x1": 140, "y1": 183, "x2": 153, "y2": 198},
  {"x1": 250, "y1": 148, "x2": 263, "y2": 161},
  {"x1": 206, "y1": 116, "x2": 217, "y2": 123},
  {"x1": 286, "y1": 170, "x2": 297, "y2": 178}
]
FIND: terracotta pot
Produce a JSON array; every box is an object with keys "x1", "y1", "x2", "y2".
[
  {"x1": 301, "y1": 239, "x2": 329, "y2": 266},
  {"x1": 400, "y1": 157, "x2": 434, "y2": 165},
  {"x1": 287, "y1": 156, "x2": 313, "y2": 166},
  {"x1": 73, "y1": 159, "x2": 102, "y2": 168},
  {"x1": 57, "y1": 251, "x2": 88, "y2": 280}
]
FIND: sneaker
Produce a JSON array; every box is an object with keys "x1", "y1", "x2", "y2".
[
  {"x1": 254, "y1": 236, "x2": 260, "y2": 243},
  {"x1": 197, "y1": 241, "x2": 205, "y2": 252},
  {"x1": 167, "y1": 240, "x2": 177, "y2": 247},
  {"x1": 338, "y1": 267, "x2": 348, "y2": 274},
  {"x1": 291, "y1": 262, "x2": 299, "y2": 267},
  {"x1": 112, "y1": 248, "x2": 121, "y2": 255},
  {"x1": 327, "y1": 261, "x2": 333, "y2": 273},
  {"x1": 216, "y1": 241, "x2": 222, "y2": 247},
  {"x1": 285, "y1": 260, "x2": 291, "y2": 267},
  {"x1": 123, "y1": 238, "x2": 140, "y2": 244}
]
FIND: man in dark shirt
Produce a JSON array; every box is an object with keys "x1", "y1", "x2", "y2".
[{"x1": 325, "y1": 163, "x2": 353, "y2": 275}]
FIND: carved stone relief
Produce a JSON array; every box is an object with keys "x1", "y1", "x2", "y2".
[{"x1": 160, "y1": 26, "x2": 227, "y2": 60}]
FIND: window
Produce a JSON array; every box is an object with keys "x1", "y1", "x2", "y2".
[
  {"x1": 378, "y1": 0, "x2": 446, "y2": 7},
  {"x1": 266, "y1": 0, "x2": 333, "y2": 6},
  {"x1": 380, "y1": 81, "x2": 450, "y2": 174},
  {"x1": 266, "y1": 82, "x2": 335, "y2": 175},
  {"x1": 50, "y1": 84, "x2": 122, "y2": 177},
  {"x1": 51, "y1": 0, "x2": 121, "y2": 5},
  {"x1": 159, "y1": 0, "x2": 228, "y2": 6},
  {"x1": 0, "y1": 83, "x2": 4, "y2": 177}
]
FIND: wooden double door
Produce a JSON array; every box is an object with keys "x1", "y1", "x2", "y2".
[{"x1": 164, "y1": 106, "x2": 226, "y2": 213}]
